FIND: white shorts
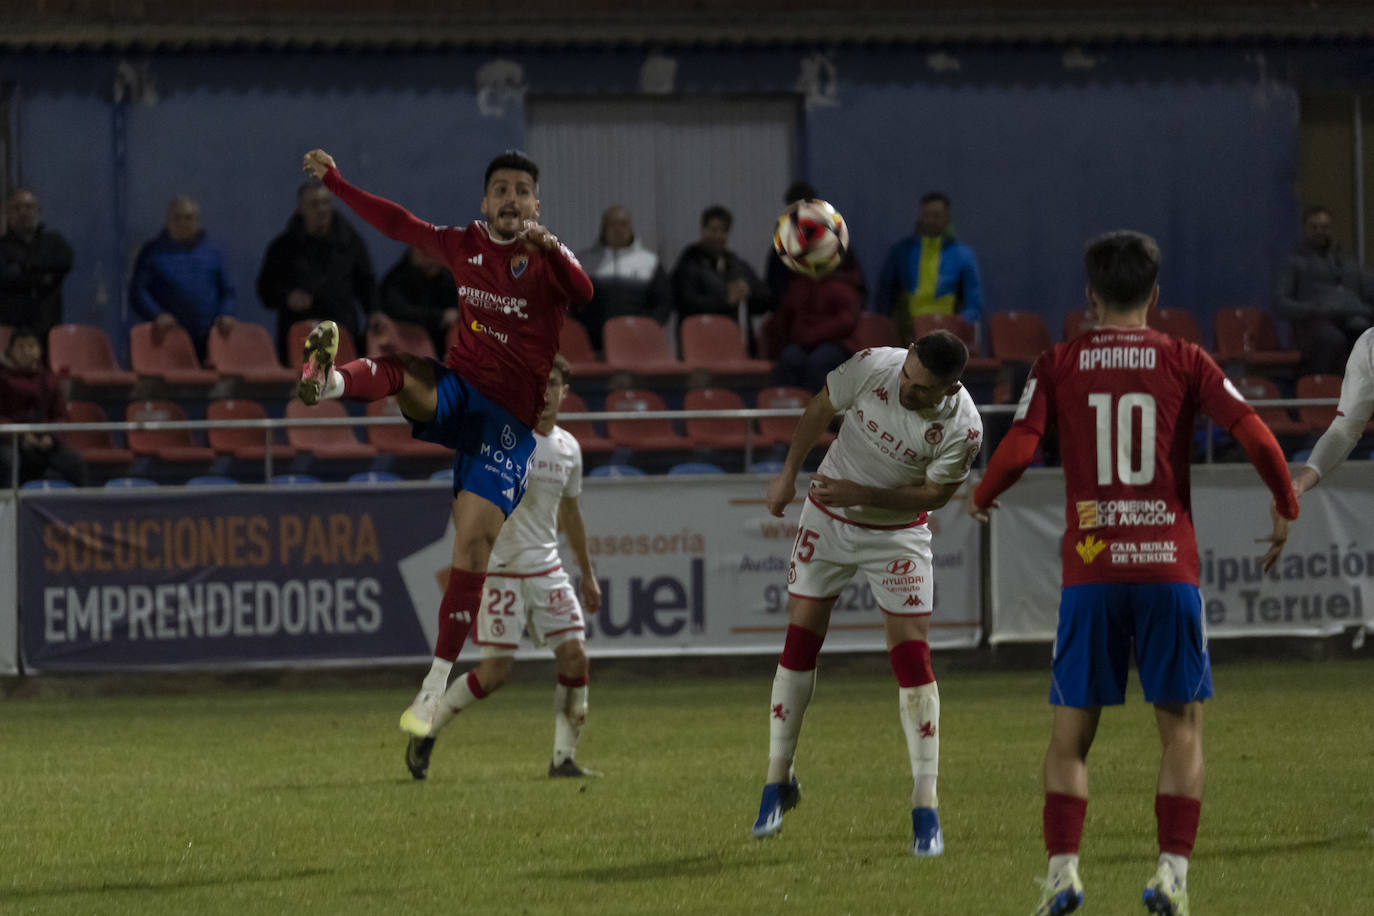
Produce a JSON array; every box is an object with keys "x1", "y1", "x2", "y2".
[
  {"x1": 788, "y1": 498, "x2": 933, "y2": 615},
  {"x1": 474, "y1": 565, "x2": 586, "y2": 658}
]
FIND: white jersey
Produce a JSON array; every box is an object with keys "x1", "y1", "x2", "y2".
[
  {"x1": 818, "y1": 346, "x2": 984, "y2": 527},
  {"x1": 488, "y1": 425, "x2": 583, "y2": 573},
  {"x1": 1306, "y1": 327, "x2": 1374, "y2": 481}
]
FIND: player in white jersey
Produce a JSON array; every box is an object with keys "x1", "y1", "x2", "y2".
[
  {"x1": 406, "y1": 354, "x2": 602, "y2": 780},
  {"x1": 750, "y1": 330, "x2": 984, "y2": 856},
  {"x1": 1288, "y1": 327, "x2": 1374, "y2": 499}
]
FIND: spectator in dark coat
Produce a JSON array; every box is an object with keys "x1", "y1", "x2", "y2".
[
  {"x1": 0, "y1": 189, "x2": 74, "y2": 346},
  {"x1": 671, "y1": 204, "x2": 773, "y2": 352},
  {"x1": 760, "y1": 255, "x2": 865, "y2": 393},
  {"x1": 257, "y1": 180, "x2": 376, "y2": 363},
  {"x1": 0, "y1": 327, "x2": 86, "y2": 486},
  {"x1": 379, "y1": 245, "x2": 459, "y2": 357}
]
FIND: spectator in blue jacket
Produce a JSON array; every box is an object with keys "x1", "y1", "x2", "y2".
[
  {"x1": 129, "y1": 195, "x2": 237, "y2": 360},
  {"x1": 875, "y1": 191, "x2": 985, "y2": 344}
]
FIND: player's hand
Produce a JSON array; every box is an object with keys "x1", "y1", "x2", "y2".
[
  {"x1": 1291, "y1": 466, "x2": 1319, "y2": 499},
  {"x1": 302, "y1": 149, "x2": 336, "y2": 179},
  {"x1": 1258, "y1": 501, "x2": 1291, "y2": 574},
  {"x1": 518, "y1": 220, "x2": 559, "y2": 253},
  {"x1": 808, "y1": 473, "x2": 864, "y2": 508},
  {"x1": 765, "y1": 472, "x2": 799, "y2": 518},
  {"x1": 967, "y1": 496, "x2": 996, "y2": 523},
  {"x1": 580, "y1": 575, "x2": 602, "y2": 615}
]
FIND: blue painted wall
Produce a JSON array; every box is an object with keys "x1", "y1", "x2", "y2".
[{"x1": 2, "y1": 44, "x2": 1366, "y2": 359}]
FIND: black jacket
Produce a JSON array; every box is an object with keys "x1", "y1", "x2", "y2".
[
  {"x1": 379, "y1": 252, "x2": 458, "y2": 356},
  {"x1": 0, "y1": 225, "x2": 74, "y2": 339}
]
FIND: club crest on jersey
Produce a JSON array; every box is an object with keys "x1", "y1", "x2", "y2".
[
  {"x1": 925, "y1": 423, "x2": 944, "y2": 445},
  {"x1": 510, "y1": 253, "x2": 529, "y2": 278}
]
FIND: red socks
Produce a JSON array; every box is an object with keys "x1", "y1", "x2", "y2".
[
  {"x1": 1156, "y1": 793, "x2": 1202, "y2": 857},
  {"x1": 1044, "y1": 792, "x2": 1088, "y2": 857},
  {"x1": 888, "y1": 639, "x2": 935, "y2": 688},
  {"x1": 435, "y1": 568, "x2": 484, "y2": 662},
  {"x1": 779, "y1": 624, "x2": 824, "y2": 671},
  {"x1": 338, "y1": 354, "x2": 406, "y2": 401}
]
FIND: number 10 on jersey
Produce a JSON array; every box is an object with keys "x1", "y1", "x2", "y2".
[{"x1": 1088, "y1": 392, "x2": 1156, "y2": 485}]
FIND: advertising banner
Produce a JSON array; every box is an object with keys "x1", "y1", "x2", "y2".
[
  {"x1": 989, "y1": 465, "x2": 1374, "y2": 642},
  {"x1": 1, "y1": 492, "x2": 17, "y2": 675},
  {"x1": 18, "y1": 478, "x2": 982, "y2": 672}
]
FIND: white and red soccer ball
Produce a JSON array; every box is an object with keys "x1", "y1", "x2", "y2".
[{"x1": 772, "y1": 198, "x2": 850, "y2": 277}]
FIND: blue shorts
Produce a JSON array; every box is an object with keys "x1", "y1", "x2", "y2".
[
  {"x1": 408, "y1": 361, "x2": 535, "y2": 517},
  {"x1": 1050, "y1": 582, "x2": 1213, "y2": 708}
]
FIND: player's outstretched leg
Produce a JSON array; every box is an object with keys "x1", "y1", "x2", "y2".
[
  {"x1": 1031, "y1": 860, "x2": 1085, "y2": 916},
  {"x1": 1141, "y1": 859, "x2": 1190, "y2": 915},
  {"x1": 296, "y1": 320, "x2": 339, "y2": 405},
  {"x1": 751, "y1": 771, "x2": 802, "y2": 839},
  {"x1": 405, "y1": 736, "x2": 436, "y2": 781}
]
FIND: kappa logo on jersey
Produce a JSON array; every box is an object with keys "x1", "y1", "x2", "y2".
[
  {"x1": 967, "y1": 427, "x2": 980, "y2": 441},
  {"x1": 510, "y1": 253, "x2": 529, "y2": 278},
  {"x1": 887, "y1": 558, "x2": 915, "y2": 575},
  {"x1": 903, "y1": 594, "x2": 923, "y2": 607},
  {"x1": 858, "y1": 348, "x2": 872, "y2": 360},
  {"x1": 468, "y1": 254, "x2": 483, "y2": 266},
  {"x1": 1075, "y1": 535, "x2": 1107, "y2": 564},
  {"x1": 872, "y1": 386, "x2": 889, "y2": 402},
  {"x1": 924, "y1": 423, "x2": 944, "y2": 445},
  {"x1": 501, "y1": 425, "x2": 518, "y2": 450}
]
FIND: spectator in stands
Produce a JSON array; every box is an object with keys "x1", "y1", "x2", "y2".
[
  {"x1": 875, "y1": 191, "x2": 985, "y2": 344},
  {"x1": 257, "y1": 179, "x2": 376, "y2": 363},
  {"x1": 379, "y1": 245, "x2": 459, "y2": 356},
  {"x1": 0, "y1": 188, "x2": 73, "y2": 347},
  {"x1": 0, "y1": 327, "x2": 86, "y2": 486},
  {"x1": 671, "y1": 204, "x2": 773, "y2": 352},
  {"x1": 128, "y1": 195, "x2": 237, "y2": 361},
  {"x1": 760, "y1": 238, "x2": 865, "y2": 394},
  {"x1": 1272, "y1": 204, "x2": 1374, "y2": 375},
  {"x1": 577, "y1": 205, "x2": 671, "y2": 351}
]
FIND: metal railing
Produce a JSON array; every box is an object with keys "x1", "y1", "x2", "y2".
[{"x1": 0, "y1": 397, "x2": 1342, "y2": 489}]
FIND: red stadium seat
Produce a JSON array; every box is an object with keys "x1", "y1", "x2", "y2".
[
  {"x1": 129, "y1": 322, "x2": 218, "y2": 386},
  {"x1": 366, "y1": 314, "x2": 437, "y2": 361},
  {"x1": 756, "y1": 385, "x2": 835, "y2": 448},
  {"x1": 602, "y1": 316, "x2": 690, "y2": 378},
  {"x1": 287, "y1": 320, "x2": 358, "y2": 367},
  {"x1": 285, "y1": 400, "x2": 378, "y2": 460},
  {"x1": 1234, "y1": 377, "x2": 1306, "y2": 438},
  {"x1": 1296, "y1": 374, "x2": 1374, "y2": 434},
  {"x1": 679, "y1": 315, "x2": 772, "y2": 376},
  {"x1": 1213, "y1": 307, "x2": 1300, "y2": 369},
  {"x1": 559, "y1": 391, "x2": 615, "y2": 453},
  {"x1": 125, "y1": 400, "x2": 216, "y2": 462},
  {"x1": 910, "y1": 313, "x2": 999, "y2": 372},
  {"x1": 47, "y1": 324, "x2": 137, "y2": 387},
  {"x1": 206, "y1": 321, "x2": 297, "y2": 385},
  {"x1": 683, "y1": 387, "x2": 754, "y2": 449},
  {"x1": 845, "y1": 312, "x2": 899, "y2": 351},
  {"x1": 207, "y1": 399, "x2": 297, "y2": 460},
  {"x1": 988, "y1": 311, "x2": 1052, "y2": 364},
  {"x1": 603, "y1": 388, "x2": 692, "y2": 450},
  {"x1": 61, "y1": 401, "x2": 135, "y2": 465},
  {"x1": 365, "y1": 398, "x2": 453, "y2": 458},
  {"x1": 1063, "y1": 308, "x2": 1096, "y2": 341},
  {"x1": 558, "y1": 318, "x2": 614, "y2": 378},
  {"x1": 1147, "y1": 307, "x2": 1204, "y2": 346}
]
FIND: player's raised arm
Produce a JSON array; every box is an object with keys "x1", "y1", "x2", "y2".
[
  {"x1": 519, "y1": 220, "x2": 593, "y2": 305},
  {"x1": 301, "y1": 149, "x2": 440, "y2": 254},
  {"x1": 766, "y1": 389, "x2": 837, "y2": 517},
  {"x1": 969, "y1": 358, "x2": 1052, "y2": 521}
]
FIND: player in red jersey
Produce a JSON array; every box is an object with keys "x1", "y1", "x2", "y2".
[
  {"x1": 968, "y1": 232, "x2": 1298, "y2": 916},
  {"x1": 298, "y1": 149, "x2": 593, "y2": 756}
]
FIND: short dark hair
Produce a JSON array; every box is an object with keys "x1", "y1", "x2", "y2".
[
  {"x1": 1084, "y1": 230, "x2": 1161, "y2": 310},
  {"x1": 701, "y1": 205, "x2": 732, "y2": 229},
  {"x1": 6, "y1": 325, "x2": 40, "y2": 353},
  {"x1": 1303, "y1": 204, "x2": 1330, "y2": 221},
  {"x1": 919, "y1": 191, "x2": 951, "y2": 209},
  {"x1": 551, "y1": 353, "x2": 572, "y2": 386},
  {"x1": 297, "y1": 179, "x2": 327, "y2": 199},
  {"x1": 914, "y1": 329, "x2": 967, "y2": 380},
  {"x1": 784, "y1": 181, "x2": 817, "y2": 205},
  {"x1": 485, "y1": 150, "x2": 539, "y2": 189}
]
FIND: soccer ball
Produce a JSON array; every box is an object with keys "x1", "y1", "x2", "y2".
[{"x1": 772, "y1": 198, "x2": 850, "y2": 277}]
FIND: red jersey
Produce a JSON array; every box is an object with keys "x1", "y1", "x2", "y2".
[
  {"x1": 1012, "y1": 326, "x2": 1253, "y2": 586},
  {"x1": 321, "y1": 168, "x2": 593, "y2": 429}
]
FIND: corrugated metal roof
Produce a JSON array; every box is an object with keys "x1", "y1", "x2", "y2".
[{"x1": 3, "y1": 8, "x2": 1374, "y2": 51}]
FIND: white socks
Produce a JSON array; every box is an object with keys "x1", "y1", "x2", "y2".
[
  {"x1": 553, "y1": 682, "x2": 588, "y2": 766},
  {"x1": 1049, "y1": 853, "x2": 1079, "y2": 876},
  {"x1": 422, "y1": 658, "x2": 453, "y2": 694},
  {"x1": 430, "y1": 669, "x2": 482, "y2": 735},
  {"x1": 1160, "y1": 852, "x2": 1189, "y2": 884},
  {"x1": 321, "y1": 368, "x2": 345, "y2": 400},
  {"x1": 767, "y1": 665, "x2": 817, "y2": 780},
  {"x1": 899, "y1": 681, "x2": 940, "y2": 808}
]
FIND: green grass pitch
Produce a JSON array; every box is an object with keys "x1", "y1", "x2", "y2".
[{"x1": 2, "y1": 658, "x2": 1370, "y2": 915}]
